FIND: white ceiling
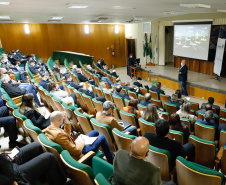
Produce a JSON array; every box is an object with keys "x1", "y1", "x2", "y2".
[{"x1": 1, "y1": 0, "x2": 226, "y2": 24}]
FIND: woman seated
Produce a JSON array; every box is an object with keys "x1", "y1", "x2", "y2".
[
  {"x1": 19, "y1": 93, "x2": 50, "y2": 130},
  {"x1": 123, "y1": 99, "x2": 142, "y2": 119},
  {"x1": 142, "y1": 103, "x2": 162, "y2": 123},
  {"x1": 176, "y1": 102, "x2": 196, "y2": 125},
  {"x1": 53, "y1": 68, "x2": 64, "y2": 81},
  {"x1": 47, "y1": 82, "x2": 77, "y2": 106},
  {"x1": 169, "y1": 113, "x2": 190, "y2": 144}
]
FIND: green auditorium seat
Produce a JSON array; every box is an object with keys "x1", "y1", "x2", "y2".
[
  {"x1": 194, "y1": 121, "x2": 215, "y2": 141},
  {"x1": 119, "y1": 110, "x2": 138, "y2": 128},
  {"x1": 24, "y1": 119, "x2": 42, "y2": 142},
  {"x1": 168, "y1": 129, "x2": 184, "y2": 145},
  {"x1": 138, "y1": 118, "x2": 155, "y2": 136}
]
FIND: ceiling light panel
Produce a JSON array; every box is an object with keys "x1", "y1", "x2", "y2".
[
  {"x1": 67, "y1": 5, "x2": 87, "y2": 9},
  {"x1": 51, "y1": 16, "x2": 63, "y2": 20},
  {"x1": 180, "y1": 4, "x2": 211, "y2": 9},
  {"x1": 0, "y1": 1, "x2": 11, "y2": 5},
  {"x1": 0, "y1": 15, "x2": 11, "y2": 19}
]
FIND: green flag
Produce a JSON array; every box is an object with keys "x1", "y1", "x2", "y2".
[
  {"x1": 143, "y1": 43, "x2": 146, "y2": 57},
  {"x1": 149, "y1": 34, "x2": 153, "y2": 59}
]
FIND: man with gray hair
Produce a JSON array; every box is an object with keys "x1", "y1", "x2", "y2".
[
  {"x1": 72, "y1": 65, "x2": 78, "y2": 75},
  {"x1": 39, "y1": 72, "x2": 64, "y2": 90},
  {"x1": 197, "y1": 110, "x2": 218, "y2": 128},
  {"x1": 165, "y1": 94, "x2": 182, "y2": 109},
  {"x1": 96, "y1": 101, "x2": 137, "y2": 135}
]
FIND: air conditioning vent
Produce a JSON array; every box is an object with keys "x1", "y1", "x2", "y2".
[
  {"x1": 48, "y1": 20, "x2": 61, "y2": 22},
  {"x1": 142, "y1": 22, "x2": 151, "y2": 33},
  {"x1": 0, "y1": 19, "x2": 13, "y2": 21}
]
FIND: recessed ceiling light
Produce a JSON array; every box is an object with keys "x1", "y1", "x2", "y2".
[
  {"x1": 0, "y1": 15, "x2": 11, "y2": 19},
  {"x1": 164, "y1": 11, "x2": 183, "y2": 15},
  {"x1": 217, "y1": 9, "x2": 226, "y2": 13},
  {"x1": 180, "y1": 4, "x2": 211, "y2": 8},
  {"x1": 0, "y1": 1, "x2": 11, "y2": 5},
  {"x1": 51, "y1": 16, "x2": 63, "y2": 20},
  {"x1": 68, "y1": 5, "x2": 87, "y2": 9},
  {"x1": 134, "y1": 17, "x2": 145, "y2": 21}
]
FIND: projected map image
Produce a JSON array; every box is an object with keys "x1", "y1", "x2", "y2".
[{"x1": 173, "y1": 24, "x2": 211, "y2": 60}]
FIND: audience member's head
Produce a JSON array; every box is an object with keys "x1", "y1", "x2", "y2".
[
  {"x1": 155, "y1": 119, "x2": 169, "y2": 137},
  {"x1": 204, "y1": 110, "x2": 213, "y2": 122},
  {"x1": 19, "y1": 93, "x2": 37, "y2": 114},
  {"x1": 52, "y1": 63, "x2": 58, "y2": 68},
  {"x1": 156, "y1": 82, "x2": 161, "y2": 89},
  {"x1": 77, "y1": 68, "x2": 82, "y2": 74},
  {"x1": 79, "y1": 82, "x2": 86, "y2": 89},
  {"x1": 42, "y1": 73, "x2": 49, "y2": 80},
  {"x1": 128, "y1": 99, "x2": 139, "y2": 108},
  {"x1": 87, "y1": 65, "x2": 92, "y2": 70},
  {"x1": 50, "y1": 111, "x2": 63, "y2": 127},
  {"x1": 130, "y1": 137, "x2": 149, "y2": 159},
  {"x1": 99, "y1": 82, "x2": 106, "y2": 89},
  {"x1": 97, "y1": 59, "x2": 100, "y2": 63},
  {"x1": 47, "y1": 82, "x2": 57, "y2": 92},
  {"x1": 175, "y1": 89, "x2": 182, "y2": 99},
  {"x1": 65, "y1": 74, "x2": 72, "y2": 81},
  {"x1": 116, "y1": 85, "x2": 122, "y2": 93},
  {"x1": 103, "y1": 101, "x2": 115, "y2": 115},
  {"x1": 171, "y1": 94, "x2": 178, "y2": 101},
  {"x1": 125, "y1": 81, "x2": 130, "y2": 87},
  {"x1": 72, "y1": 65, "x2": 77, "y2": 70},
  {"x1": 29, "y1": 60, "x2": 36, "y2": 66},
  {"x1": 205, "y1": 103, "x2": 212, "y2": 111},
  {"x1": 137, "y1": 77, "x2": 142, "y2": 82},
  {"x1": 116, "y1": 78, "x2": 120, "y2": 83},
  {"x1": 1, "y1": 74, "x2": 10, "y2": 83},
  {"x1": 181, "y1": 102, "x2": 191, "y2": 114},
  {"x1": 208, "y1": 97, "x2": 214, "y2": 105},
  {"x1": 144, "y1": 103, "x2": 159, "y2": 123},
  {"x1": 144, "y1": 93, "x2": 152, "y2": 102},
  {"x1": 0, "y1": 68, "x2": 7, "y2": 75},
  {"x1": 169, "y1": 113, "x2": 181, "y2": 127}
]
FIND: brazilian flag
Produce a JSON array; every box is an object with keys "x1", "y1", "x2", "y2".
[{"x1": 149, "y1": 34, "x2": 153, "y2": 59}]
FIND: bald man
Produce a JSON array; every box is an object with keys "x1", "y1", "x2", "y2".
[
  {"x1": 109, "y1": 137, "x2": 162, "y2": 185},
  {"x1": 178, "y1": 60, "x2": 188, "y2": 96}
]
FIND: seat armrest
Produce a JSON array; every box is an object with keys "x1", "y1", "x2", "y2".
[
  {"x1": 125, "y1": 131, "x2": 131, "y2": 135},
  {"x1": 12, "y1": 95, "x2": 23, "y2": 104},
  {"x1": 66, "y1": 102, "x2": 72, "y2": 105},
  {"x1": 78, "y1": 151, "x2": 95, "y2": 163},
  {"x1": 215, "y1": 146, "x2": 223, "y2": 171},
  {"x1": 89, "y1": 115, "x2": 95, "y2": 118},
  {"x1": 57, "y1": 80, "x2": 66, "y2": 85}
]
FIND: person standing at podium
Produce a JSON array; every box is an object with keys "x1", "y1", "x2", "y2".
[
  {"x1": 127, "y1": 54, "x2": 135, "y2": 76},
  {"x1": 178, "y1": 60, "x2": 188, "y2": 96}
]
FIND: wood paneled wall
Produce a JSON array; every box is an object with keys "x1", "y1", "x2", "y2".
[
  {"x1": 0, "y1": 24, "x2": 126, "y2": 67},
  {"x1": 174, "y1": 56, "x2": 216, "y2": 76}
]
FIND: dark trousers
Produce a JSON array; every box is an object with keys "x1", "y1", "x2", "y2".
[
  {"x1": 13, "y1": 142, "x2": 66, "y2": 185},
  {"x1": 183, "y1": 142, "x2": 195, "y2": 162},
  {"x1": 70, "y1": 93, "x2": 78, "y2": 105},
  {"x1": 0, "y1": 106, "x2": 17, "y2": 142},
  {"x1": 88, "y1": 80, "x2": 95, "y2": 86},
  {"x1": 82, "y1": 130, "x2": 113, "y2": 164},
  {"x1": 96, "y1": 97, "x2": 106, "y2": 103},
  {"x1": 180, "y1": 81, "x2": 188, "y2": 96}
]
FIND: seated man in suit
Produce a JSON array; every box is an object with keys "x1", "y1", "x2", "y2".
[
  {"x1": 150, "y1": 82, "x2": 165, "y2": 95},
  {"x1": 100, "y1": 58, "x2": 106, "y2": 68},
  {"x1": 197, "y1": 110, "x2": 218, "y2": 128},
  {"x1": 64, "y1": 74, "x2": 81, "y2": 90},
  {"x1": 79, "y1": 82, "x2": 106, "y2": 103},
  {"x1": 165, "y1": 94, "x2": 182, "y2": 110},
  {"x1": 29, "y1": 60, "x2": 45, "y2": 76},
  {"x1": 1, "y1": 74, "x2": 41, "y2": 105},
  {"x1": 202, "y1": 97, "x2": 220, "y2": 115},
  {"x1": 133, "y1": 77, "x2": 143, "y2": 88},
  {"x1": 196, "y1": 103, "x2": 219, "y2": 124},
  {"x1": 96, "y1": 59, "x2": 102, "y2": 69},
  {"x1": 30, "y1": 54, "x2": 48, "y2": 71},
  {"x1": 45, "y1": 111, "x2": 113, "y2": 164},
  {"x1": 39, "y1": 72, "x2": 64, "y2": 90},
  {"x1": 103, "y1": 65, "x2": 118, "y2": 78},
  {"x1": 96, "y1": 101, "x2": 137, "y2": 136},
  {"x1": 72, "y1": 65, "x2": 78, "y2": 75},
  {"x1": 113, "y1": 85, "x2": 131, "y2": 100},
  {"x1": 77, "y1": 68, "x2": 95, "y2": 85},
  {"x1": 144, "y1": 119, "x2": 195, "y2": 170},
  {"x1": 140, "y1": 93, "x2": 152, "y2": 106},
  {"x1": 122, "y1": 81, "x2": 143, "y2": 95}
]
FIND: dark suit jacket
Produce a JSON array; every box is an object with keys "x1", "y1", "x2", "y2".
[
  {"x1": 96, "y1": 63, "x2": 101, "y2": 69},
  {"x1": 179, "y1": 64, "x2": 188, "y2": 82},
  {"x1": 150, "y1": 86, "x2": 165, "y2": 95},
  {"x1": 1, "y1": 83, "x2": 26, "y2": 98},
  {"x1": 196, "y1": 118, "x2": 218, "y2": 128},
  {"x1": 165, "y1": 100, "x2": 182, "y2": 109},
  {"x1": 72, "y1": 69, "x2": 78, "y2": 76},
  {"x1": 122, "y1": 86, "x2": 135, "y2": 92},
  {"x1": 140, "y1": 100, "x2": 152, "y2": 106},
  {"x1": 77, "y1": 73, "x2": 88, "y2": 82},
  {"x1": 66, "y1": 81, "x2": 80, "y2": 90},
  {"x1": 39, "y1": 79, "x2": 49, "y2": 90},
  {"x1": 133, "y1": 81, "x2": 143, "y2": 88},
  {"x1": 29, "y1": 65, "x2": 39, "y2": 74},
  {"x1": 78, "y1": 88, "x2": 94, "y2": 98},
  {"x1": 113, "y1": 91, "x2": 131, "y2": 100},
  {"x1": 128, "y1": 57, "x2": 135, "y2": 66}
]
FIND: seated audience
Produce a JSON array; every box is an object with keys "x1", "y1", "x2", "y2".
[
  {"x1": 7, "y1": 52, "x2": 15, "y2": 65},
  {"x1": 144, "y1": 119, "x2": 195, "y2": 170},
  {"x1": 103, "y1": 65, "x2": 118, "y2": 78},
  {"x1": 29, "y1": 60, "x2": 45, "y2": 76},
  {"x1": 12, "y1": 49, "x2": 28, "y2": 64},
  {"x1": 1, "y1": 74, "x2": 40, "y2": 105},
  {"x1": 100, "y1": 58, "x2": 106, "y2": 68},
  {"x1": 123, "y1": 99, "x2": 142, "y2": 119},
  {"x1": 169, "y1": 114, "x2": 190, "y2": 144},
  {"x1": 176, "y1": 102, "x2": 196, "y2": 125},
  {"x1": 72, "y1": 65, "x2": 78, "y2": 75},
  {"x1": 45, "y1": 111, "x2": 113, "y2": 163},
  {"x1": 39, "y1": 73, "x2": 64, "y2": 90},
  {"x1": 65, "y1": 74, "x2": 81, "y2": 90},
  {"x1": 30, "y1": 54, "x2": 48, "y2": 71},
  {"x1": 133, "y1": 77, "x2": 143, "y2": 88},
  {"x1": 202, "y1": 97, "x2": 220, "y2": 115},
  {"x1": 175, "y1": 89, "x2": 182, "y2": 99},
  {"x1": 165, "y1": 94, "x2": 182, "y2": 110},
  {"x1": 0, "y1": 142, "x2": 66, "y2": 185},
  {"x1": 77, "y1": 68, "x2": 95, "y2": 85},
  {"x1": 19, "y1": 93, "x2": 50, "y2": 130},
  {"x1": 96, "y1": 101, "x2": 137, "y2": 136},
  {"x1": 122, "y1": 81, "x2": 143, "y2": 95},
  {"x1": 142, "y1": 103, "x2": 162, "y2": 123},
  {"x1": 96, "y1": 59, "x2": 102, "y2": 69},
  {"x1": 53, "y1": 67, "x2": 64, "y2": 81},
  {"x1": 51, "y1": 62, "x2": 68, "y2": 76},
  {"x1": 0, "y1": 93, "x2": 24, "y2": 148},
  {"x1": 109, "y1": 137, "x2": 164, "y2": 185},
  {"x1": 113, "y1": 78, "x2": 121, "y2": 86},
  {"x1": 140, "y1": 93, "x2": 152, "y2": 106},
  {"x1": 113, "y1": 85, "x2": 131, "y2": 100},
  {"x1": 197, "y1": 110, "x2": 218, "y2": 128},
  {"x1": 150, "y1": 82, "x2": 165, "y2": 95},
  {"x1": 47, "y1": 82, "x2": 77, "y2": 106},
  {"x1": 196, "y1": 103, "x2": 219, "y2": 123}
]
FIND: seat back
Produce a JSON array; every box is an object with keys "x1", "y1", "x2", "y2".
[
  {"x1": 24, "y1": 119, "x2": 42, "y2": 142},
  {"x1": 176, "y1": 156, "x2": 224, "y2": 185},
  {"x1": 168, "y1": 129, "x2": 184, "y2": 145},
  {"x1": 151, "y1": 98, "x2": 163, "y2": 108},
  {"x1": 157, "y1": 110, "x2": 170, "y2": 121},
  {"x1": 62, "y1": 83, "x2": 71, "y2": 95},
  {"x1": 119, "y1": 110, "x2": 138, "y2": 127},
  {"x1": 221, "y1": 147, "x2": 226, "y2": 175},
  {"x1": 146, "y1": 145, "x2": 171, "y2": 181},
  {"x1": 74, "y1": 109, "x2": 93, "y2": 135},
  {"x1": 92, "y1": 99, "x2": 103, "y2": 112},
  {"x1": 90, "y1": 118, "x2": 116, "y2": 152},
  {"x1": 53, "y1": 98, "x2": 65, "y2": 112},
  {"x1": 149, "y1": 90, "x2": 159, "y2": 100},
  {"x1": 194, "y1": 122, "x2": 215, "y2": 141},
  {"x1": 188, "y1": 135, "x2": 216, "y2": 168},
  {"x1": 180, "y1": 118, "x2": 191, "y2": 131},
  {"x1": 138, "y1": 118, "x2": 155, "y2": 136},
  {"x1": 220, "y1": 109, "x2": 226, "y2": 119},
  {"x1": 187, "y1": 101, "x2": 199, "y2": 112},
  {"x1": 103, "y1": 91, "x2": 114, "y2": 102},
  {"x1": 112, "y1": 128, "x2": 136, "y2": 153},
  {"x1": 164, "y1": 102, "x2": 178, "y2": 115},
  {"x1": 159, "y1": 94, "x2": 170, "y2": 104},
  {"x1": 96, "y1": 87, "x2": 104, "y2": 97},
  {"x1": 137, "y1": 104, "x2": 147, "y2": 112},
  {"x1": 140, "y1": 87, "x2": 148, "y2": 95},
  {"x1": 113, "y1": 95, "x2": 125, "y2": 110},
  {"x1": 114, "y1": 107, "x2": 121, "y2": 120},
  {"x1": 138, "y1": 94, "x2": 145, "y2": 101},
  {"x1": 219, "y1": 130, "x2": 226, "y2": 149},
  {"x1": 128, "y1": 91, "x2": 138, "y2": 99},
  {"x1": 45, "y1": 93, "x2": 58, "y2": 111},
  {"x1": 197, "y1": 113, "x2": 205, "y2": 120},
  {"x1": 60, "y1": 150, "x2": 95, "y2": 185},
  {"x1": 74, "y1": 91, "x2": 88, "y2": 111},
  {"x1": 83, "y1": 94, "x2": 96, "y2": 115},
  {"x1": 220, "y1": 117, "x2": 226, "y2": 124}
]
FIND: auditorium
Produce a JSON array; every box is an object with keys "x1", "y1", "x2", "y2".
[{"x1": 1, "y1": 0, "x2": 226, "y2": 184}]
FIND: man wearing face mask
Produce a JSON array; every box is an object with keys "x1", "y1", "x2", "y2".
[{"x1": 178, "y1": 60, "x2": 188, "y2": 96}]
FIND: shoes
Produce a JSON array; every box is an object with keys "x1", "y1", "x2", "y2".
[{"x1": 9, "y1": 141, "x2": 26, "y2": 148}]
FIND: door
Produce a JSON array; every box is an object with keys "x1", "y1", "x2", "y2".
[{"x1": 126, "y1": 39, "x2": 136, "y2": 60}]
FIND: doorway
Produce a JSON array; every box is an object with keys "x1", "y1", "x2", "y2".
[{"x1": 126, "y1": 39, "x2": 136, "y2": 62}]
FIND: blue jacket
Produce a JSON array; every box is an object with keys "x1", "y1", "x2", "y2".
[{"x1": 179, "y1": 64, "x2": 188, "y2": 82}]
